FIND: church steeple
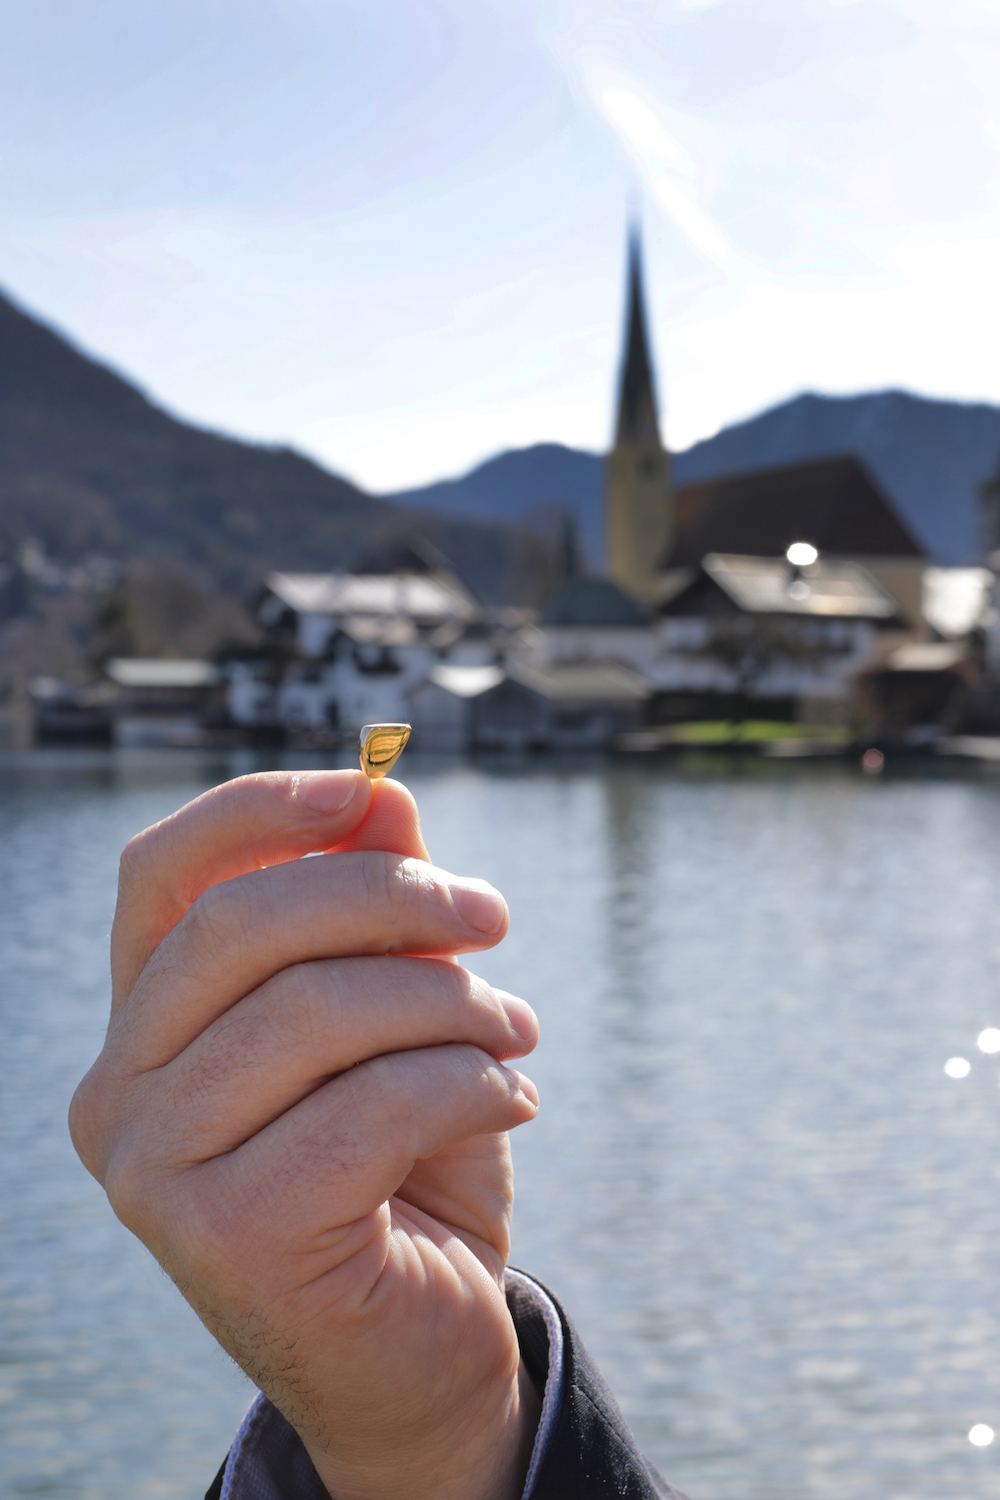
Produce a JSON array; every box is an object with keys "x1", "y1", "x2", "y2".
[
  {"x1": 605, "y1": 229, "x2": 672, "y2": 600},
  {"x1": 615, "y1": 231, "x2": 660, "y2": 447}
]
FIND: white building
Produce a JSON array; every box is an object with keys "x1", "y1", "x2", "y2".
[
  {"x1": 651, "y1": 554, "x2": 904, "y2": 710},
  {"x1": 514, "y1": 562, "x2": 912, "y2": 721},
  {"x1": 255, "y1": 571, "x2": 479, "y2": 658},
  {"x1": 229, "y1": 569, "x2": 497, "y2": 736}
]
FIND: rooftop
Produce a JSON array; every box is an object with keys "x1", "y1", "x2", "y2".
[
  {"x1": 104, "y1": 658, "x2": 221, "y2": 688},
  {"x1": 666, "y1": 456, "x2": 924, "y2": 567},
  {"x1": 540, "y1": 578, "x2": 650, "y2": 629},
  {"x1": 261, "y1": 572, "x2": 479, "y2": 623},
  {"x1": 701, "y1": 553, "x2": 899, "y2": 619}
]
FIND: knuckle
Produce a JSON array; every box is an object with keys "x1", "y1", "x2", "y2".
[
  {"x1": 168, "y1": 1036, "x2": 232, "y2": 1109},
  {"x1": 464, "y1": 970, "x2": 503, "y2": 1023},
  {"x1": 459, "y1": 1042, "x2": 515, "y2": 1103},
  {"x1": 68, "y1": 1064, "x2": 105, "y2": 1175},
  {"x1": 344, "y1": 853, "x2": 455, "y2": 952},
  {"x1": 257, "y1": 962, "x2": 328, "y2": 1052},
  {"x1": 274, "y1": 963, "x2": 322, "y2": 1042},
  {"x1": 182, "y1": 877, "x2": 258, "y2": 967},
  {"x1": 426, "y1": 955, "x2": 468, "y2": 1012},
  {"x1": 438, "y1": 963, "x2": 498, "y2": 1034},
  {"x1": 118, "y1": 822, "x2": 162, "y2": 897},
  {"x1": 433, "y1": 964, "x2": 506, "y2": 1037},
  {"x1": 181, "y1": 963, "x2": 328, "y2": 1103},
  {"x1": 356, "y1": 851, "x2": 418, "y2": 926},
  {"x1": 103, "y1": 1136, "x2": 155, "y2": 1232}
]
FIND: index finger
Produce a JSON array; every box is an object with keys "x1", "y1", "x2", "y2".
[
  {"x1": 111, "y1": 768, "x2": 372, "y2": 1009},
  {"x1": 111, "y1": 771, "x2": 434, "y2": 1013}
]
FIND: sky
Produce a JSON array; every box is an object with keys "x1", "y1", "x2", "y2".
[{"x1": 2, "y1": 0, "x2": 999, "y2": 492}]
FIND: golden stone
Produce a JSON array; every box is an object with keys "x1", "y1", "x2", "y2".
[{"x1": 359, "y1": 722, "x2": 411, "y2": 779}]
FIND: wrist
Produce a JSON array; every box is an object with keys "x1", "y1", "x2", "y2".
[{"x1": 303, "y1": 1355, "x2": 541, "y2": 1500}]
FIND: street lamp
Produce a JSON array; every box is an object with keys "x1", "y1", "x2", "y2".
[{"x1": 786, "y1": 542, "x2": 818, "y2": 601}]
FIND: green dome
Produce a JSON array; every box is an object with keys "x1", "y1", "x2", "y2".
[{"x1": 539, "y1": 579, "x2": 650, "y2": 628}]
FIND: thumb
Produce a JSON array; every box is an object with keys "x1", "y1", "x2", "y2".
[{"x1": 324, "y1": 778, "x2": 430, "y2": 862}]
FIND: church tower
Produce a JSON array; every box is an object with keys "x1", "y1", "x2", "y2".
[{"x1": 605, "y1": 231, "x2": 672, "y2": 600}]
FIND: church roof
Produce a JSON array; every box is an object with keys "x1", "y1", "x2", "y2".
[
  {"x1": 540, "y1": 578, "x2": 650, "y2": 628},
  {"x1": 665, "y1": 455, "x2": 924, "y2": 566},
  {"x1": 614, "y1": 232, "x2": 660, "y2": 447}
]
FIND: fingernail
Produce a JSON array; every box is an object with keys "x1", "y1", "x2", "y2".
[
  {"x1": 449, "y1": 877, "x2": 508, "y2": 934},
  {"x1": 498, "y1": 992, "x2": 538, "y2": 1043},
  {"x1": 294, "y1": 770, "x2": 363, "y2": 814}
]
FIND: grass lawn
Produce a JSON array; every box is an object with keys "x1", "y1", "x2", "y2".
[{"x1": 657, "y1": 721, "x2": 852, "y2": 745}]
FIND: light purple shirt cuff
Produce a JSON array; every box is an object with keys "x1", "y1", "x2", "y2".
[{"x1": 219, "y1": 1268, "x2": 565, "y2": 1500}]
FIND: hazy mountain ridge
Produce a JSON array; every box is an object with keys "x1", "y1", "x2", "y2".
[
  {"x1": 387, "y1": 391, "x2": 1000, "y2": 567},
  {"x1": 386, "y1": 444, "x2": 607, "y2": 570}
]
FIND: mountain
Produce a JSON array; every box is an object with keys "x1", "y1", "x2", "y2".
[
  {"x1": 387, "y1": 444, "x2": 606, "y2": 572},
  {"x1": 385, "y1": 391, "x2": 1000, "y2": 567},
  {"x1": 0, "y1": 289, "x2": 557, "y2": 606},
  {"x1": 387, "y1": 444, "x2": 607, "y2": 571}
]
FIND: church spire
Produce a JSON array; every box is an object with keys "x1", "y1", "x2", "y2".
[
  {"x1": 604, "y1": 226, "x2": 673, "y2": 600},
  {"x1": 615, "y1": 230, "x2": 660, "y2": 446}
]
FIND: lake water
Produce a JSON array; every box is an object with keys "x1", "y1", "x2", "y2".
[{"x1": 4, "y1": 749, "x2": 1000, "y2": 1499}]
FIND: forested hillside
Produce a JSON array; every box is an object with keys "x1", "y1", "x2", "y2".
[{"x1": 0, "y1": 289, "x2": 558, "y2": 607}]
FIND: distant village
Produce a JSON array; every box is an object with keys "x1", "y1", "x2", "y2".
[{"x1": 16, "y1": 236, "x2": 1000, "y2": 759}]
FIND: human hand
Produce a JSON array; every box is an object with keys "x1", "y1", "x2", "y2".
[{"x1": 69, "y1": 769, "x2": 541, "y2": 1500}]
